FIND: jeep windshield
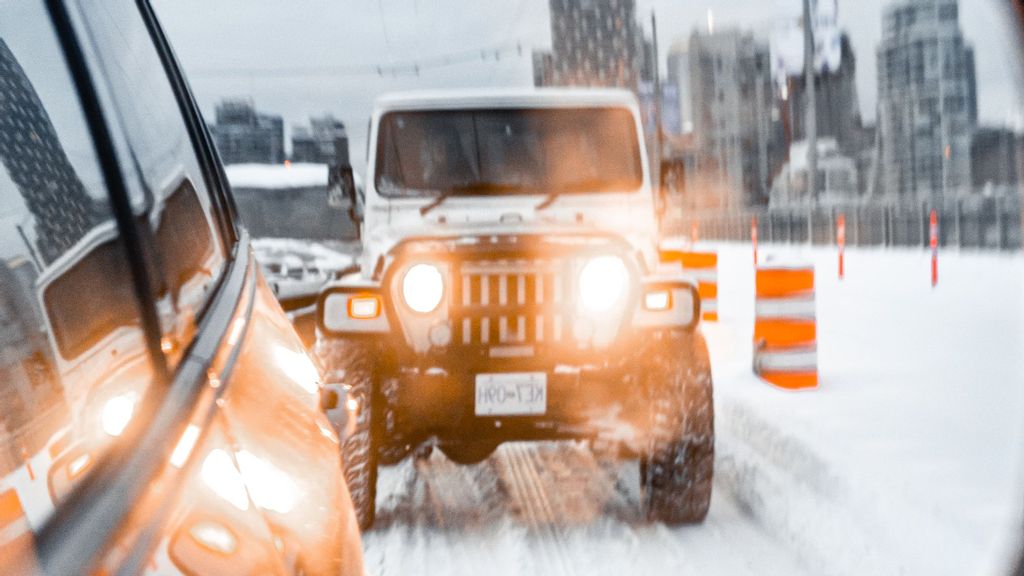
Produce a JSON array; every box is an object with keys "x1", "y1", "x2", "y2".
[{"x1": 374, "y1": 108, "x2": 643, "y2": 198}]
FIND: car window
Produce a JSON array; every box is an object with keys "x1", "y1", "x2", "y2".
[
  {"x1": 375, "y1": 108, "x2": 643, "y2": 197},
  {"x1": 73, "y1": 0, "x2": 228, "y2": 363},
  {"x1": 0, "y1": 0, "x2": 157, "y2": 542}
]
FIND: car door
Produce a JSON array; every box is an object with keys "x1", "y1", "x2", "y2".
[{"x1": 0, "y1": 1, "x2": 363, "y2": 574}]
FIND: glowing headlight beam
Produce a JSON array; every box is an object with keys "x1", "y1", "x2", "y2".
[
  {"x1": 402, "y1": 264, "x2": 444, "y2": 314},
  {"x1": 188, "y1": 521, "x2": 238, "y2": 555},
  {"x1": 101, "y1": 393, "x2": 138, "y2": 437},
  {"x1": 271, "y1": 345, "x2": 320, "y2": 396},
  {"x1": 236, "y1": 450, "x2": 300, "y2": 515},
  {"x1": 200, "y1": 449, "x2": 250, "y2": 511},
  {"x1": 170, "y1": 425, "x2": 201, "y2": 468},
  {"x1": 578, "y1": 256, "x2": 629, "y2": 314}
]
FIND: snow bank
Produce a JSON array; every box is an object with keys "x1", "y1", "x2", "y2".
[
  {"x1": 251, "y1": 238, "x2": 355, "y2": 300},
  {"x1": 226, "y1": 162, "x2": 328, "y2": 189},
  {"x1": 700, "y1": 242, "x2": 1024, "y2": 575}
]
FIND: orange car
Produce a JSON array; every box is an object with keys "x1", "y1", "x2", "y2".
[{"x1": 0, "y1": 1, "x2": 363, "y2": 574}]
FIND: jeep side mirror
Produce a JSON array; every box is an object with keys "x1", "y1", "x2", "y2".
[
  {"x1": 320, "y1": 387, "x2": 340, "y2": 411},
  {"x1": 328, "y1": 164, "x2": 362, "y2": 240},
  {"x1": 328, "y1": 166, "x2": 357, "y2": 210}
]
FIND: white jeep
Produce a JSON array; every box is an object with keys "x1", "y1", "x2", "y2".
[{"x1": 315, "y1": 89, "x2": 714, "y2": 529}]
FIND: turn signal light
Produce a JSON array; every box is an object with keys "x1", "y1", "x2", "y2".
[
  {"x1": 348, "y1": 295, "x2": 382, "y2": 319},
  {"x1": 188, "y1": 520, "x2": 238, "y2": 555},
  {"x1": 644, "y1": 290, "x2": 672, "y2": 312}
]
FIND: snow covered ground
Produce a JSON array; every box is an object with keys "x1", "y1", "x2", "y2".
[
  {"x1": 363, "y1": 444, "x2": 812, "y2": 576},
  {"x1": 709, "y1": 243, "x2": 1024, "y2": 576},
  {"x1": 361, "y1": 244, "x2": 1024, "y2": 576}
]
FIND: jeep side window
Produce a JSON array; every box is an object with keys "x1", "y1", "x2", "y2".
[{"x1": 0, "y1": 0, "x2": 157, "y2": 525}]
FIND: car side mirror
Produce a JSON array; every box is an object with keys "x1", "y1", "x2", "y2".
[
  {"x1": 320, "y1": 387, "x2": 340, "y2": 411},
  {"x1": 328, "y1": 164, "x2": 362, "y2": 240},
  {"x1": 327, "y1": 165, "x2": 356, "y2": 206}
]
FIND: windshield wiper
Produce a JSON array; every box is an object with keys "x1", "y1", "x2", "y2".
[
  {"x1": 535, "y1": 178, "x2": 634, "y2": 211},
  {"x1": 419, "y1": 189, "x2": 456, "y2": 216},
  {"x1": 420, "y1": 182, "x2": 524, "y2": 216},
  {"x1": 535, "y1": 192, "x2": 559, "y2": 211}
]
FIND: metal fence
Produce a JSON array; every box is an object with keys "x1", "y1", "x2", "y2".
[{"x1": 665, "y1": 196, "x2": 1023, "y2": 250}]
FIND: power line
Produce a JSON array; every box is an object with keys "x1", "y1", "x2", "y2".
[{"x1": 189, "y1": 41, "x2": 526, "y2": 80}]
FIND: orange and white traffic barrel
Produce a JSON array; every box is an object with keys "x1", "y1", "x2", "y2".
[
  {"x1": 660, "y1": 250, "x2": 718, "y2": 322},
  {"x1": 0, "y1": 486, "x2": 35, "y2": 569},
  {"x1": 754, "y1": 262, "x2": 817, "y2": 390}
]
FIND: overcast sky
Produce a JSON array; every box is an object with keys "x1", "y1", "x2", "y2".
[{"x1": 152, "y1": 0, "x2": 1022, "y2": 170}]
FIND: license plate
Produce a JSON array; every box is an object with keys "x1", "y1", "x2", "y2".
[{"x1": 474, "y1": 373, "x2": 547, "y2": 416}]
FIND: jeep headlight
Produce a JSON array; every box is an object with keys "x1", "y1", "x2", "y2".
[
  {"x1": 578, "y1": 256, "x2": 629, "y2": 314},
  {"x1": 402, "y1": 263, "x2": 444, "y2": 314}
]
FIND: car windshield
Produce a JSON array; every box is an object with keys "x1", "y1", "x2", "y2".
[{"x1": 374, "y1": 108, "x2": 643, "y2": 197}]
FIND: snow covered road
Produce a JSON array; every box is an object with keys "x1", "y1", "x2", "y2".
[
  {"x1": 359, "y1": 244, "x2": 1024, "y2": 576},
  {"x1": 363, "y1": 442, "x2": 812, "y2": 576}
]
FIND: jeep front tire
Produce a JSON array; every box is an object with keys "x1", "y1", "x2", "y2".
[
  {"x1": 317, "y1": 339, "x2": 379, "y2": 530},
  {"x1": 640, "y1": 331, "x2": 715, "y2": 525}
]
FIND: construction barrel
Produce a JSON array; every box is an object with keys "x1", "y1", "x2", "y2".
[{"x1": 753, "y1": 262, "x2": 818, "y2": 390}]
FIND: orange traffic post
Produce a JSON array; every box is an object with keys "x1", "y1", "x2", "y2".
[
  {"x1": 691, "y1": 222, "x2": 699, "y2": 244},
  {"x1": 929, "y1": 209, "x2": 939, "y2": 287},
  {"x1": 751, "y1": 216, "x2": 759, "y2": 267},
  {"x1": 754, "y1": 262, "x2": 818, "y2": 390},
  {"x1": 837, "y1": 213, "x2": 846, "y2": 280},
  {"x1": 660, "y1": 250, "x2": 719, "y2": 322}
]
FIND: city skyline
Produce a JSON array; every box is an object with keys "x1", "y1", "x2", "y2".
[
  {"x1": 153, "y1": 0, "x2": 1021, "y2": 170},
  {"x1": 877, "y1": 0, "x2": 977, "y2": 201}
]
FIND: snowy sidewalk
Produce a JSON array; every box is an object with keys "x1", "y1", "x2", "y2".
[{"x1": 703, "y1": 243, "x2": 1024, "y2": 575}]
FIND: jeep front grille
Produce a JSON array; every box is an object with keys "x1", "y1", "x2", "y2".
[{"x1": 451, "y1": 259, "x2": 571, "y2": 346}]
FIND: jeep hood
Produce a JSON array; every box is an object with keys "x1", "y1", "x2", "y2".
[{"x1": 360, "y1": 196, "x2": 659, "y2": 274}]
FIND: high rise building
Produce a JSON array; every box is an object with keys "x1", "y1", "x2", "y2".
[
  {"x1": 971, "y1": 127, "x2": 1020, "y2": 192},
  {"x1": 667, "y1": 40, "x2": 693, "y2": 134},
  {"x1": 788, "y1": 34, "x2": 862, "y2": 152},
  {"x1": 532, "y1": 50, "x2": 555, "y2": 87},
  {"x1": 877, "y1": 0, "x2": 977, "y2": 202},
  {"x1": 535, "y1": 0, "x2": 644, "y2": 90},
  {"x1": 0, "y1": 39, "x2": 103, "y2": 264},
  {"x1": 689, "y1": 29, "x2": 783, "y2": 207},
  {"x1": 291, "y1": 115, "x2": 349, "y2": 166},
  {"x1": 209, "y1": 99, "x2": 285, "y2": 165}
]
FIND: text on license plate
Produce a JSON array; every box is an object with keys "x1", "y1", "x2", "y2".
[{"x1": 474, "y1": 373, "x2": 547, "y2": 416}]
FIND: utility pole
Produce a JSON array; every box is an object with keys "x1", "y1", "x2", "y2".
[
  {"x1": 938, "y1": 26, "x2": 949, "y2": 203},
  {"x1": 803, "y1": 0, "x2": 818, "y2": 202},
  {"x1": 651, "y1": 10, "x2": 663, "y2": 202}
]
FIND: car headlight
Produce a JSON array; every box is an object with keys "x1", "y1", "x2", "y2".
[
  {"x1": 101, "y1": 392, "x2": 138, "y2": 437},
  {"x1": 402, "y1": 263, "x2": 444, "y2": 314},
  {"x1": 578, "y1": 256, "x2": 630, "y2": 314}
]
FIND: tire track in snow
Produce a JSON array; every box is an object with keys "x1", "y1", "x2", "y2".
[
  {"x1": 499, "y1": 444, "x2": 577, "y2": 576},
  {"x1": 365, "y1": 440, "x2": 814, "y2": 576}
]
